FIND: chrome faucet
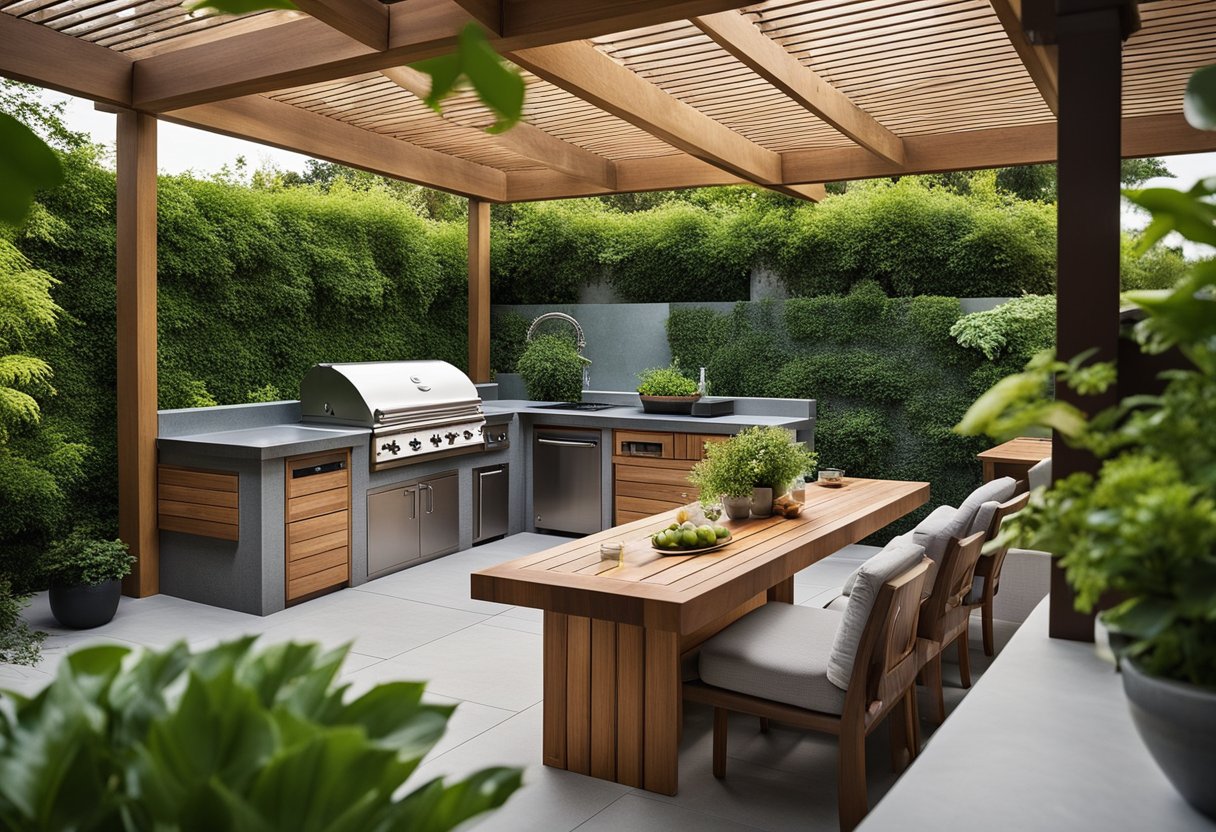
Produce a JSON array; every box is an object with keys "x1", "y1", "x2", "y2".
[{"x1": 526, "y1": 312, "x2": 592, "y2": 390}]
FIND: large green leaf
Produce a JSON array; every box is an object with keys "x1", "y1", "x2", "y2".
[
  {"x1": 411, "y1": 24, "x2": 525, "y2": 133},
  {"x1": 1184, "y1": 64, "x2": 1216, "y2": 131},
  {"x1": 0, "y1": 114, "x2": 63, "y2": 227},
  {"x1": 386, "y1": 767, "x2": 524, "y2": 832}
]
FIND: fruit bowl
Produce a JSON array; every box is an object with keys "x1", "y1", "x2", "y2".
[{"x1": 650, "y1": 520, "x2": 732, "y2": 554}]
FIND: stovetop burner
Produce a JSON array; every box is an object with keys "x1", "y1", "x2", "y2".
[{"x1": 532, "y1": 402, "x2": 623, "y2": 411}]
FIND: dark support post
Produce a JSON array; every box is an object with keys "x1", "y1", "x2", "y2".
[
  {"x1": 116, "y1": 110, "x2": 159, "y2": 597},
  {"x1": 1048, "y1": 0, "x2": 1139, "y2": 641}
]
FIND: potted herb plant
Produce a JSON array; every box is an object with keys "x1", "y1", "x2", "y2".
[
  {"x1": 515, "y1": 334, "x2": 589, "y2": 403},
  {"x1": 636, "y1": 362, "x2": 701, "y2": 414},
  {"x1": 956, "y1": 182, "x2": 1216, "y2": 816},
  {"x1": 689, "y1": 426, "x2": 817, "y2": 519},
  {"x1": 44, "y1": 535, "x2": 133, "y2": 629}
]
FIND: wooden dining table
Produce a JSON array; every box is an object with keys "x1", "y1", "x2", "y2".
[{"x1": 470, "y1": 477, "x2": 929, "y2": 795}]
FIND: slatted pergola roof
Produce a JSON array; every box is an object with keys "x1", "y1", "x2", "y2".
[{"x1": 5, "y1": 0, "x2": 1216, "y2": 203}]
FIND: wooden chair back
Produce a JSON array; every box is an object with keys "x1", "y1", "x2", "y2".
[
  {"x1": 919, "y1": 531, "x2": 986, "y2": 640},
  {"x1": 844, "y1": 557, "x2": 932, "y2": 716},
  {"x1": 980, "y1": 491, "x2": 1031, "y2": 580}
]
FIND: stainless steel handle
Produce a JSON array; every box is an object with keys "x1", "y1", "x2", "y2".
[
  {"x1": 422, "y1": 483, "x2": 434, "y2": 514},
  {"x1": 407, "y1": 487, "x2": 417, "y2": 520},
  {"x1": 537, "y1": 437, "x2": 598, "y2": 448},
  {"x1": 479, "y1": 469, "x2": 504, "y2": 481}
]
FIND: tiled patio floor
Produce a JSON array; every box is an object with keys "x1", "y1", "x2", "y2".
[{"x1": 4, "y1": 534, "x2": 1017, "y2": 831}]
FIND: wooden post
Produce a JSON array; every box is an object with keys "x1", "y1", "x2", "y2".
[
  {"x1": 116, "y1": 110, "x2": 159, "y2": 597},
  {"x1": 1049, "y1": 0, "x2": 1138, "y2": 640},
  {"x1": 468, "y1": 198, "x2": 491, "y2": 383}
]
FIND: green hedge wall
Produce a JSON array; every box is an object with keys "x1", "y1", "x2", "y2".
[
  {"x1": 673, "y1": 285, "x2": 1055, "y2": 537},
  {"x1": 17, "y1": 148, "x2": 469, "y2": 530}
]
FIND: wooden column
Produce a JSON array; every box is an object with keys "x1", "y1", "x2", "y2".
[
  {"x1": 467, "y1": 198, "x2": 491, "y2": 383},
  {"x1": 116, "y1": 110, "x2": 159, "y2": 597},
  {"x1": 1049, "y1": 0, "x2": 1137, "y2": 640}
]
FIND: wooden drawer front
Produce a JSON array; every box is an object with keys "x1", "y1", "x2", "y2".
[
  {"x1": 157, "y1": 465, "x2": 239, "y2": 541},
  {"x1": 681, "y1": 433, "x2": 730, "y2": 461},
  {"x1": 615, "y1": 509, "x2": 653, "y2": 525},
  {"x1": 288, "y1": 562, "x2": 348, "y2": 601},
  {"x1": 614, "y1": 459, "x2": 696, "y2": 488},
  {"x1": 288, "y1": 528, "x2": 347, "y2": 561},
  {"x1": 614, "y1": 430, "x2": 674, "y2": 459},
  {"x1": 287, "y1": 451, "x2": 349, "y2": 496},
  {"x1": 287, "y1": 487, "x2": 348, "y2": 523},
  {"x1": 615, "y1": 479, "x2": 698, "y2": 504},
  {"x1": 288, "y1": 546, "x2": 348, "y2": 582},
  {"x1": 615, "y1": 495, "x2": 687, "y2": 519},
  {"x1": 287, "y1": 509, "x2": 349, "y2": 545}
]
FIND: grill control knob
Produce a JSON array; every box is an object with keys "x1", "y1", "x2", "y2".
[
  {"x1": 430, "y1": 434, "x2": 442, "y2": 447},
  {"x1": 445, "y1": 432, "x2": 458, "y2": 445},
  {"x1": 409, "y1": 439, "x2": 422, "y2": 452},
  {"x1": 463, "y1": 430, "x2": 474, "y2": 440},
  {"x1": 381, "y1": 440, "x2": 401, "y2": 455}
]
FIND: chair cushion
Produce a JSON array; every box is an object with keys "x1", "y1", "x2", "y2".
[
  {"x1": 827, "y1": 539, "x2": 925, "y2": 690},
  {"x1": 1028, "y1": 456, "x2": 1052, "y2": 491},
  {"x1": 842, "y1": 531, "x2": 914, "y2": 597},
  {"x1": 967, "y1": 499, "x2": 1002, "y2": 538},
  {"x1": 915, "y1": 478, "x2": 1016, "y2": 561},
  {"x1": 699, "y1": 604, "x2": 848, "y2": 714}
]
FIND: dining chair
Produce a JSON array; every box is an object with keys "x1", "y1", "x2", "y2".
[
  {"x1": 966, "y1": 491, "x2": 1032, "y2": 656},
  {"x1": 915, "y1": 531, "x2": 987, "y2": 724},
  {"x1": 684, "y1": 547, "x2": 932, "y2": 832}
]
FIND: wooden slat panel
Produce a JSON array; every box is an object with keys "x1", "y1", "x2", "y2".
[
  {"x1": 615, "y1": 480, "x2": 700, "y2": 503},
  {"x1": 682, "y1": 433, "x2": 730, "y2": 461},
  {"x1": 612, "y1": 454, "x2": 697, "y2": 472},
  {"x1": 287, "y1": 546, "x2": 349, "y2": 582},
  {"x1": 616, "y1": 495, "x2": 688, "y2": 517},
  {"x1": 288, "y1": 528, "x2": 349, "y2": 561},
  {"x1": 287, "y1": 509, "x2": 349, "y2": 544},
  {"x1": 642, "y1": 627, "x2": 679, "y2": 795},
  {"x1": 565, "y1": 615, "x2": 592, "y2": 775},
  {"x1": 615, "y1": 623, "x2": 645, "y2": 787},
  {"x1": 543, "y1": 611, "x2": 569, "y2": 768},
  {"x1": 590, "y1": 618, "x2": 617, "y2": 780},
  {"x1": 159, "y1": 465, "x2": 238, "y2": 492},
  {"x1": 614, "y1": 462, "x2": 696, "y2": 487},
  {"x1": 614, "y1": 430, "x2": 675, "y2": 458},
  {"x1": 287, "y1": 562, "x2": 347, "y2": 600},
  {"x1": 158, "y1": 483, "x2": 237, "y2": 508},
  {"x1": 157, "y1": 499, "x2": 238, "y2": 525},
  {"x1": 287, "y1": 487, "x2": 348, "y2": 523},
  {"x1": 286, "y1": 467, "x2": 348, "y2": 499},
  {"x1": 615, "y1": 509, "x2": 652, "y2": 525},
  {"x1": 158, "y1": 515, "x2": 239, "y2": 541}
]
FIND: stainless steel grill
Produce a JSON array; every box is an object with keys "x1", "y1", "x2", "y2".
[{"x1": 300, "y1": 361, "x2": 486, "y2": 470}]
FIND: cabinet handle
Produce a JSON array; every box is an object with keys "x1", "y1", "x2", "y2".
[
  {"x1": 407, "y1": 487, "x2": 417, "y2": 520},
  {"x1": 537, "y1": 438, "x2": 598, "y2": 448},
  {"x1": 422, "y1": 483, "x2": 434, "y2": 514}
]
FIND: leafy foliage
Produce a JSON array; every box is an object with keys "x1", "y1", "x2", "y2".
[
  {"x1": 0, "y1": 638, "x2": 522, "y2": 829},
  {"x1": 44, "y1": 536, "x2": 133, "y2": 586},
  {"x1": 489, "y1": 309, "x2": 529, "y2": 374},
  {"x1": 412, "y1": 25, "x2": 525, "y2": 134},
  {"x1": 689, "y1": 426, "x2": 816, "y2": 498},
  {"x1": 515, "y1": 334, "x2": 587, "y2": 403},
  {"x1": 0, "y1": 114, "x2": 63, "y2": 227},
  {"x1": 0, "y1": 580, "x2": 43, "y2": 667},
  {"x1": 949, "y1": 295, "x2": 1055, "y2": 360},
  {"x1": 636, "y1": 363, "x2": 698, "y2": 396}
]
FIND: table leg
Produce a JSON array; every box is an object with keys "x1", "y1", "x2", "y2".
[{"x1": 767, "y1": 576, "x2": 795, "y2": 604}]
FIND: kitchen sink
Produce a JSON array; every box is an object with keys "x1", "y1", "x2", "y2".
[{"x1": 533, "y1": 402, "x2": 623, "y2": 411}]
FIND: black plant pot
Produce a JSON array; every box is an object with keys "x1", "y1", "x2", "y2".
[
  {"x1": 1122, "y1": 658, "x2": 1216, "y2": 819},
  {"x1": 49, "y1": 579, "x2": 122, "y2": 629}
]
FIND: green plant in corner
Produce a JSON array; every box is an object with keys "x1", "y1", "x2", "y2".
[
  {"x1": 44, "y1": 535, "x2": 133, "y2": 586},
  {"x1": 689, "y1": 426, "x2": 817, "y2": 499},
  {"x1": 0, "y1": 637, "x2": 522, "y2": 830},
  {"x1": 515, "y1": 334, "x2": 588, "y2": 403},
  {"x1": 637, "y1": 362, "x2": 699, "y2": 397}
]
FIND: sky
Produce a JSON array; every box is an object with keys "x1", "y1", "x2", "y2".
[{"x1": 43, "y1": 88, "x2": 1216, "y2": 247}]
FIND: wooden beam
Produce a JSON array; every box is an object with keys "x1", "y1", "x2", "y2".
[
  {"x1": 0, "y1": 11, "x2": 132, "y2": 107},
  {"x1": 692, "y1": 11, "x2": 905, "y2": 166},
  {"x1": 505, "y1": 114, "x2": 1216, "y2": 200},
  {"x1": 450, "y1": 0, "x2": 502, "y2": 33},
  {"x1": 134, "y1": 0, "x2": 756, "y2": 112},
  {"x1": 774, "y1": 183, "x2": 827, "y2": 202},
  {"x1": 382, "y1": 66, "x2": 617, "y2": 189},
  {"x1": 509, "y1": 40, "x2": 783, "y2": 186},
  {"x1": 990, "y1": 0, "x2": 1060, "y2": 116},
  {"x1": 161, "y1": 95, "x2": 508, "y2": 200},
  {"x1": 468, "y1": 199, "x2": 491, "y2": 383},
  {"x1": 292, "y1": 0, "x2": 388, "y2": 49},
  {"x1": 116, "y1": 110, "x2": 159, "y2": 598}
]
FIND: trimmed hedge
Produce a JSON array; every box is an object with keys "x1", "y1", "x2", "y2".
[
  {"x1": 672, "y1": 287, "x2": 1055, "y2": 538},
  {"x1": 17, "y1": 147, "x2": 470, "y2": 530}
]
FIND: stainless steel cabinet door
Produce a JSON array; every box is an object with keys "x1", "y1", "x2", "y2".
[
  {"x1": 420, "y1": 472, "x2": 459, "y2": 558},
  {"x1": 367, "y1": 485, "x2": 421, "y2": 576},
  {"x1": 474, "y1": 465, "x2": 508, "y2": 544}
]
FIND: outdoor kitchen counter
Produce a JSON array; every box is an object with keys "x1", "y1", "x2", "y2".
[
  {"x1": 156, "y1": 423, "x2": 369, "y2": 460},
  {"x1": 483, "y1": 399, "x2": 814, "y2": 433}
]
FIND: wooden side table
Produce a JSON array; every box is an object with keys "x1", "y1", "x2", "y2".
[{"x1": 977, "y1": 436, "x2": 1051, "y2": 484}]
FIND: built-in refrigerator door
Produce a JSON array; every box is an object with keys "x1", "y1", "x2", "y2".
[
  {"x1": 474, "y1": 465, "x2": 508, "y2": 544},
  {"x1": 367, "y1": 484, "x2": 421, "y2": 577},
  {"x1": 420, "y1": 472, "x2": 460, "y2": 558}
]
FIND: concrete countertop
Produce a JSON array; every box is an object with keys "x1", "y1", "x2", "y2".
[
  {"x1": 859, "y1": 600, "x2": 1213, "y2": 831},
  {"x1": 484, "y1": 399, "x2": 814, "y2": 433},
  {"x1": 156, "y1": 424, "x2": 368, "y2": 460}
]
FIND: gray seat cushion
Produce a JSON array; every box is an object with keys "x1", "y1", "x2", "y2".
[
  {"x1": 915, "y1": 478, "x2": 1017, "y2": 562},
  {"x1": 699, "y1": 603, "x2": 848, "y2": 714},
  {"x1": 841, "y1": 531, "x2": 915, "y2": 597},
  {"x1": 827, "y1": 539, "x2": 925, "y2": 689},
  {"x1": 967, "y1": 499, "x2": 1002, "y2": 538},
  {"x1": 1028, "y1": 456, "x2": 1052, "y2": 491}
]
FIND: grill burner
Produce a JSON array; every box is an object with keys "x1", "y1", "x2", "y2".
[{"x1": 300, "y1": 361, "x2": 486, "y2": 470}]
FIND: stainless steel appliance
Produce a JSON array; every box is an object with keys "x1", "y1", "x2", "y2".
[
  {"x1": 533, "y1": 427, "x2": 602, "y2": 535},
  {"x1": 300, "y1": 360, "x2": 486, "y2": 470},
  {"x1": 473, "y1": 464, "x2": 509, "y2": 545},
  {"x1": 367, "y1": 471, "x2": 459, "y2": 577}
]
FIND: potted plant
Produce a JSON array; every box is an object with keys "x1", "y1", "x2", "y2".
[
  {"x1": 515, "y1": 334, "x2": 589, "y2": 403},
  {"x1": 636, "y1": 362, "x2": 700, "y2": 414},
  {"x1": 44, "y1": 535, "x2": 133, "y2": 629},
  {"x1": 955, "y1": 182, "x2": 1216, "y2": 816},
  {"x1": 689, "y1": 426, "x2": 817, "y2": 519}
]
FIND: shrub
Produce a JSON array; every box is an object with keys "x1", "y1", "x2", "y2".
[
  {"x1": 490, "y1": 309, "x2": 529, "y2": 374},
  {"x1": 44, "y1": 535, "x2": 133, "y2": 585},
  {"x1": 515, "y1": 334, "x2": 586, "y2": 402},
  {"x1": 0, "y1": 579, "x2": 43, "y2": 666},
  {"x1": 689, "y1": 426, "x2": 816, "y2": 497},
  {"x1": 950, "y1": 295, "x2": 1055, "y2": 361},
  {"x1": 0, "y1": 638, "x2": 521, "y2": 830},
  {"x1": 666, "y1": 307, "x2": 730, "y2": 375},
  {"x1": 637, "y1": 363, "x2": 698, "y2": 396}
]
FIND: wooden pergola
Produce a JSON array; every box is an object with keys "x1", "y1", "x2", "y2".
[{"x1": 3, "y1": 0, "x2": 1215, "y2": 636}]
